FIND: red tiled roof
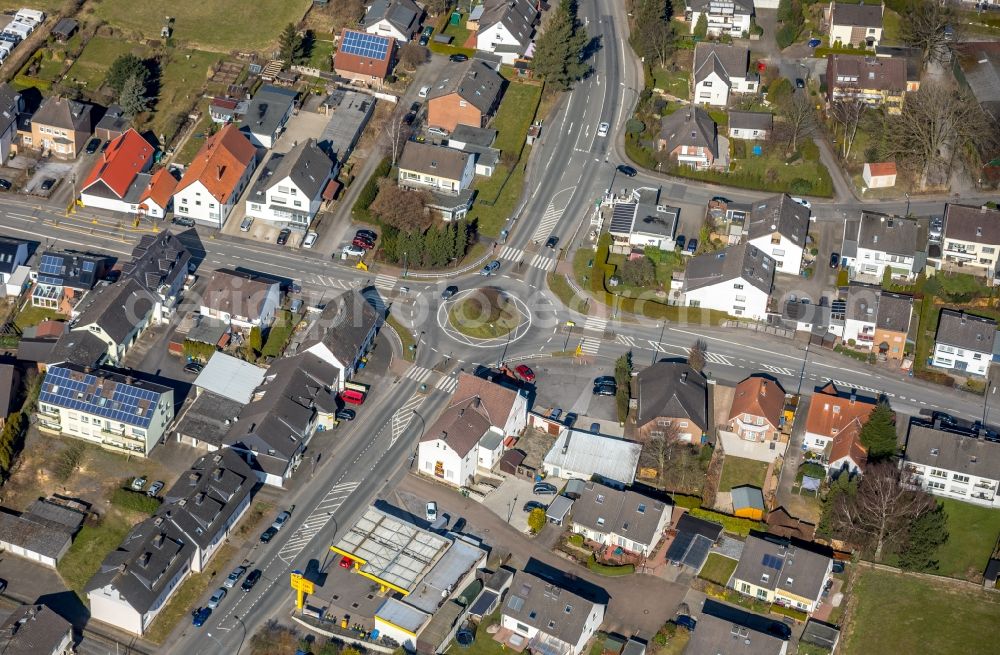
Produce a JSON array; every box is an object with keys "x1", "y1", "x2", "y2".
[
  {"x1": 866, "y1": 162, "x2": 896, "y2": 177},
  {"x1": 829, "y1": 421, "x2": 868, "y2": 469},
  {"x1": 333, "y1": 28, "x2": 396, "y2": 80},
  {"x1": 211, "y1": 98, "x2": 238, "y2": 110},
  {"x1": 806, "y1": 382, "x2": 875, "y2": 439},
  {"x1": 80, "y1": 128, "x2": 154, "y2": 199},
  {"x1": 728, "y1": 376, "x2": 785, "y2": 428},
  {"x1": 139, "y1": 168, "x2": 178, "y2": 209},
  {"x1": 174, "y1": 124, "x2": 256, "y2": 203}
]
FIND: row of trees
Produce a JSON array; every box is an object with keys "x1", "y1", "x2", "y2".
[
  {"x1": 631, "y1": 0, "x2": 675, "y2": 68},
  {"x1": 378, "y1": 220, "x2": 476, "y2": 269},
  {"x1": 533, "y1": 0, "x2": 590, "y2": 91},
  {"x1": 0, "y1": 370, "x2": 39, "y2": 481}
]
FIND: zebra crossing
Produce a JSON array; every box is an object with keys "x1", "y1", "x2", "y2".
[
  {"x1": 530, "y1": 253, "x2": 556, "y2": 271},
  {"x1": 436, "y1": 375, "x2": 458, "y2": 393},
  {"x1": 531, "y1": 201, "x2": 567, "y2": 242},
  {"x1": 391, "y1": 394, "x2": 425, "y2": 445},
  {"x1": 497, "y1": 245, "x2": 523, "y2": 262},
  {"x1": 405, "y1": 365, "x2": 433, "y2": 383},
  {"x1": 309, "y1": 274, "x2": 355, "y2": 289},
  {"x1": 616, "y1": 334, "x2": 637, "y2": 348},
  {"x1": 278, "y1": 482, "x2": 359, "y2": 563},
  {"x1": 762, "y1": 364, "x2": 796, "y2": 376},
  {"x1": 681, "y1": 348, "x2": 734, "y2": 367},
  {"x1": 583, "y1": 316, "x2": 608, "y2": 333},
  {"x1": 373, "y1": 273, "x2": 396, "y2": 290},
  {"x1": 578, "y1": 337, "x2": 601, "y2": 355}
]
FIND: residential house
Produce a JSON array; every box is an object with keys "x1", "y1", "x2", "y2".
[
  {"x1": 931, "y1": 309, "x2": 996, "y2": 376},
  {"x1": 827, "y1": 1, "x2": 884, "y2": 47},
  {"x1": 31, "y1": 250, "x2": 107, "y2": 313},
  {"x1": 657, "y1": 106, "x2": 719, "y2": 169},
  {"x1": 42, "y1": 331, "x2": 108, "y2": 369},
  {"x1": 94, "y1": 104, "x2": 129, "y2": 142},
  {"x1": 0, "y1": 604, "x2": 74, "y2": 655},
  {"x1": 902, "y1": 418, "x2": 1000, "y2": 508},
  {"x1": 224, "y1": 353, "x2": 342, "y2": 487},
  {"x1": 827, "y1": 417, "x2": 868, "y2": 476},
  {"x1": 0, "y1": 237, "x2": 29, "y2": 286},
  {"x1": 122, "y1": 232, "x2": 192, "y2": 322},
  {"x1": 137, "y1": 168, "x2": 179, "y2": 219},
  {"x1": 199, "y1": 269, "x2": 282, "y2": 330},
  {"x1": 842, "y1": 283, "x2": 879, "y2": 346},
  {"x1": 28, "y1": 96, "x2": 91, "y2": 158},
  {"x1": 840, "y1": 211, "x2": 924, "y2": 281},
  {"x1": 744, "y1": 193, "x2": 811, "y2": 275},
  {"x1": 300, "y1": 290, "x2": 383, "y2": 391},
  {"x1": 193, "y1": 353, "x2": 267, "y2": 404},
  {"x1": 683, "y1": 243, "x2": 775, "y2": 320},
  {"x1": 333, "y1": 29, "x2": 397, "y2": 87},
  {"x1": 802, "y1": 381, "x2": 875, "y2": 464},
  {"x1": 0, "y1": 83, "x2": 22, "y2": 161},
  {"x1": 173, "y1": 123, "x2": 257, "y2": 229},
  {"x1": 36, "y1": 364, "x2": 175, "y2": 456},
  {"x1": 633, "y1": 361, "x2": 709, "y2": 443},
  {"x1": 826, "y1": 54, "x2": 906, "y2": 113},
  {"x1": 86, "y1": 449, "x2": 253, "y2": 636},
  {"x1": 397, "y1": 140, "x2": 476, "y2": 219},
  {"x1": 731, "y1": 533, "x2": 833, "y2": 613},
  {"x1": 79, "y1": 129, "x2": 156, "y2": 214},
  {"x1": 607, "y1": 187, "x2": 679, "y2": 252},
  {"x1": 862, "y1": 162, "x2": 896, "y2": 188},
  {"x1": 732, "y1": 485, "x2": 766, "y2": 520},
  {"x1": 728, "y1": 110, "x2": 772, "y2": 140},
  {"x1": 208, "y1": 97, "x2": 247, "y2": 125},
  {"x1": 239, "y1": 85, "x2": 297, "y2": 149},
  {"x1": 953, "y1": 42, "x2": 1000, "y2": 125},
  {"x1": 244, "y1": 138, "x2": 335, "y2": 231},
  {"x1": 687, "y1": 600, "x2": 790, "y2": 655},
  {"x1": 542, "y1": 430, "x2": 643, "y2": 487},
  {"x1": 475, "y1": 0, "x2": 538, "y2": 64},
  {"x1": 692, "y1": 43, "x2": 758, "y2": 107},
  {"x1": 685, "y1": 0, "x2": 754, "y2": 38},
  {"x1": 362, "y1": 0, "x2": 422, "y2": 42},
  {"x1": 874, "y1": 45, "x2": 922, "y2": 91},
  {"x1": 872, "y1": 291, "x2": 913, "y2": 364},
  {"x1": 0, "y1": 498, "x2": 85, "y2": 568},
  {"x1": 569, "y1": 481, "x2": 670, "y2": 555},
  {"x1": 934, "y1": 203, "x2": 1000, "y2": 279},
  {"x1": 427, "y1": 59, "x2": 505, "y2": 132},
  {"x1": 418, "y1": 372, "x2": 529, "y2": 487},
  {"x1": 500, "y1": 570, "x2": 606, "y2": 655},
  {"x1": 69, "y1": 278, "x2": 157, "y2": 364},
  {"x1": 728, "y1": 376, "x2": 786, "y2": 443},
  {"x1": 446, "y1": 124, "x2": 501, "y2": 177}
]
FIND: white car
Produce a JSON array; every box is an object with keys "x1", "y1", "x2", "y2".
[
  {"x1": 343, "y1": 245, "x2": 365, "y2": 257},
  {"x1": 207, "y1": 587, "x2": 227, "y2": 609},
  {"x1": 597, "y1": 122, "x2": 610, "y2": 137},
  {"x1": 302, "y1": 231, "x2": 318, "y2": 248},
  {"x1": 790, "y1": 197, "x2": 812, "y2": 210},
  {"x1": 425, "y1": 501, "x2": 438, "y2": 522},
  {"x1": 418, "y1": 85, "x2": 430, "y2": 98},
  {"x1": 427, "y1": 126, "x2": 449, "y2": 137}
]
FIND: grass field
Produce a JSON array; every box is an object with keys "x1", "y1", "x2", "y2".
[
  {"x1": 305, "y1": 38, "x2": 335, "y2": 71},
  {"x1": 699, "y1": 553, "x2": 738, "y2": 586},
  {"x1": 935, "y1": 498, "x2": 1000, "y2": 581},
  {"x1": 92, "y1": 0, "x2": 311, "y2": 51},
  {"x1": 492, "y1": 81, "x2": 542, "y2": 154},
  {"x1": 58, "y1": 511, "x2": 133, "y2": 598},
  {"x1": 149, "y1": 49, "x2": 222, "y2": 139},
  {"x1": 66, "y1": 37, "x2": 148, "y2": 90},
  {"x1": 651, "y1": 68, "x2": 689, "y2": 98},
  {"x1": 843, "y1": 567, "x2": 1000, "y2": 655},
  {"x1": 14, "y1": 305, "x2": 65, "y2": 330},
  {"x1": 719, "y1": 456, "x2": 769, "y2": 492}
]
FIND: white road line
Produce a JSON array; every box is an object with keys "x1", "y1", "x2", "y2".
[
  {"x1": 579, "y1": 337, "x2": 600, "y2": 355},
  {"x1": 616, "y1": 334, "x2": 636, "y2": 347},
  {"x1": 762, "y1": 364, "x2": 796, "y2": 376},
  {"x1": 584, "y1": 316, "x2": 608, "y2": 333},
  {"x1": 436, "y1": 375, "x2": 458, "y2": 392},
  {"x1": 406, "y1": 365, "x2": 432, "y2": 383},
  {"x1": 531, "y1": 254, "x2": 556, "y2": 271},
  {"x1": 374, "y1": 273, "x2": 396, "y2": 290},
  {"x1": 498, "y1": 245, "x2": 523, "y2": 262},
  {"x1": 530, "y1": 199, "x2": 570, "y2": 242}
]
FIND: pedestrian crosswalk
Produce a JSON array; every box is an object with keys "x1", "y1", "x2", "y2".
[
  {"x1": 531, "y1": 201, "x2": 567, "y2": 242},
  {"x1": 391, "y1": 394, "x2": 424, "y2": 445},
  {"x1": 531, "y1": 253, "x2": 556, "y2": 271},
  {"x1": 278, "y1": 481, "x2": 359, "y2": 563},
  {"x1": 763, "y1": 364, "x2": 796, "y2": 376},
  {"x1": 436, "y1": 375, "x2": 458, "y2": 393},
  {"x1": 374, "y1": 273, "x2": 396, "y2": 290},
  {"x1": 497, "y1": 245, "x2": 523, "y2": 262},
  {"x1": 584, "y1": 316, "x2": 608, "y2": 333},
  {"x1": 578, "y1": 337, "x2": 600, "y2": 355},
  {"x1": 405, "y1": 365, "x2": 433, "y2": 383},
  {"x1": 680, "y1": 347, "x2": 734, "y2": 367},
  {"x1": 616, "y1": 334, "x2": 637, "y2": 348}
]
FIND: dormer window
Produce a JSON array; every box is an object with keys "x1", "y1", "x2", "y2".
[{"x1": 761, "y1": 573, "x2": 770, "y2": 583}]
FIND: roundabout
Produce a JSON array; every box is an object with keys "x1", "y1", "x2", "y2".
[{"x1": 437, "y1": 286, "x2": 533, "y2": 348}]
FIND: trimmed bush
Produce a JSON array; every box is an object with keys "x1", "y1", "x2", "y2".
[
  {"x1": 587, "y1": 555, "x2": 635, "y2": 576},
  {"x1": 688, "y1": 508, "x2": 766, "y2": 537},
  {"x1": 672, "y1": 494, "x2": 703, "y2": 510},
  {"x1": 770, "y1": 604, "x2": 808, "y2": 622}
]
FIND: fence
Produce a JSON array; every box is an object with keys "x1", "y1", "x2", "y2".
[{"x1": 723, "y1": 319, "x2": 795, "y2": 339}]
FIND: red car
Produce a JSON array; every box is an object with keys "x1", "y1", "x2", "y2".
[
  {"x1": 340, "y1": 557, "x2": 353, "y2": 569},
  {"x1": 353, "y1": 237, "x2": 374, "y2": 250},
  {"x1": 514, "y1": 364, "x2": 535, "y2": 382}
]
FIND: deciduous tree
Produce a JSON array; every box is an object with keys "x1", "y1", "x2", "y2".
[
  {"x1": 527, "y1": 508, "x2": 546, "y2": 533},
  {"x1": 382, "y1": 115, "x2": 411, "y2": 166},
  {"x1": 399, "y1": 42, "x2": 428, "y2": 69},
  {"x1": 370, "y1": 180, "x2": 430, "y2": 231},
  {"x1": 615, "y1": 352, "x2": 632, "y2": 423},
  {"x1": 775, "y1": 90, "x2": 815, "y2": 153},
  {"x1": 639, "y1": 423, "x2": 683, "y2": 486},
  {"x1": 830, "y1": 98, "x2": 866, "y2": 159},
  {"x1": 620, "y1": 257, "x2": 655, "y2": 286},
  {"x1": 532, "y1": 0, "x2": 590, "y2": 91},
  {"x1": 632, "y1": 0, "x2": 675, "y2": 66},
  {"x1": 688, "y1": 338, "x2": 707, "y2": 373},
  {"x1": 900, "y1": 0, "x2": 960, "y2": 68}
]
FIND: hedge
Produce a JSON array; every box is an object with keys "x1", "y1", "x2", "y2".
[
  {"x1": 351, "y1": 157, "x2": 392, "y2": 222},
  {"x1": 688, "y1": 508, "x2": 766, "y2": 537},
  {"x1": 770, "y1": 604, "x2": 808, "y2": 622},
  {"x1": 111, "y1": 488, "x2": 162, "y2": 515},
  {"x1": 672, "y1": 494, "x2": 703, "y2": 510}
]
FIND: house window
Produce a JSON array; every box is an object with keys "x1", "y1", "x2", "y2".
[
  {"x1": 953, "y1": 474, "x2": 970, "y2": 483},
  {"x1": 735, "y1": 295, "x2": 746, "y2": 302},
  {"x1": 703, "y1": 81, "x2": 713, "y2": 87},
  {"x1": 761, "y1": 573, "x2": 770, "y2": 583},
  {"x1": 734, "y1": 283, "x2": 744, "y2": 290},
  {"x1": 278, "y1": 186, "x2": 290, "y2": 194},
  {"x1": 293, "y1": 200, "x2": 302, "y2": 207},
  {"x1": 459, "y1": 100, "x2": 468, "y2": 107}
]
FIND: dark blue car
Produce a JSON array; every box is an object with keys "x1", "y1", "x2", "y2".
[{"x1": 192, "y1": 607, "x2": 212, "y2": 627}]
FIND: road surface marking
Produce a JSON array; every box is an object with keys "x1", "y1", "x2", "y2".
[
  {"x1": 497, "y1": 245, "x2": 523, "y2": 262},
  {"x1": 616, "y1": 334, "x2": 636, "y2": 347},
  {"x1": 579, "y1": 337, "x2": 600, "y2": 355},
  {"x1": 405, "y1": 365, "x2": 432, "y2": 383},
  {"x1": 531, "y1": 254, "x2": 556, "y2": 271},
  {"x1": 374, "y1": 273, "x2": 396, "y2": 290},
  {"x1": 584, "y1": 316, "x2": 608, "y2": 333},
  {"x1": 436, "y1": 375, "x2": 458, "y2": 392},
  {"x1": 762, "y1": 364, "x2": 796, "y2": 376},
  {"x1": 530, "y1": 190, "x2": 575, "y2": 242},
  {"x1": 391, "y1": 394, "x2": 425, "y2": 446}
]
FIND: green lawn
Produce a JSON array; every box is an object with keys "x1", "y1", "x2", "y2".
[
  {"x1": 144, "y1": 543, "x2": 236, "y2": 643},
  {"x1": 447, "y1": 609, "x2": 506, "y2": 655},
  {"x1": 149, "y1": 49, "x2": 223, "y2": 140},
  {"x1": 719, "y1": 456, "x2": 769, "y2": 492},
  {"x1": 492, "y1": 80, "x2": 542, "y2": 155},
  {"x1": 386, "y1": 313, "x2": 416, "y2": 361},
  {"x1": 66, "y1": 37, "x2": 149, "y2": 90},
  {"x1": 15, "y1": 305, "x2": 66, "y2": 330},
  {"x1": 651, "y1": 68, "x2": 689, "y2": 98},
  {"x1": 261, "y1": 310, "x2": 297, "y2": 358},
  {"x1": 173, "y1": 104, "x2": 214, "y2": 164},
  {"x1": 935, "y1": 498, "x2": 1000, "y2": 581},
  {"x1": 92, "y1": 0, "x2": 311, "y2": 51},
  {"x1": 58, "y1": 512, "x2": 133, "y2": 598},
  {"x1": 441, "y1": 17, "x2": 473, "y2": 49},
  {"x1": 698, "y1": 552, "x2": 738, "y2": 586},
  {"x1": 305, "y1": 38, "x2": 335, "y2": 71},
  {"x1": 882, "y1": 9, "x2": 902, "y2": 43},
  {"x1": 843, "y1": 567, "x2": 1000, "y2": 655}
]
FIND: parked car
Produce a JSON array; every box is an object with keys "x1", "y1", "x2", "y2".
[
  {"x1": 224, "y1": 566, "x2": 247, "y2": 589},
  {"x1": 403, "y1": 112, "x2": 416, "y2": 125},
  {"x1": 173, "y1": 216, "x2": 196, "y2": 227},
  {"x1": 829, "y1": 252, "x2": 840, "y2": 269},
  {"x1": 259, "y1": 527, "x2": 278, "y2": 543},
  {"x1": 303, "y1": 231, "x2": 318, "y2": 248},
  {"x1": 184, "y1": 361, "x2": 204, "y2": 375},
  {"x1": 617, "y1": 164, "x2": 637, "y2": 177},
  {"x1": 593, "y1": 384, "x2": 616, "y2": 396},
  {"x1": 342, "y1": 245, "x2": 366, "y2": 257},
  {"x1": 418, "y1": 84, "x2": 431, "y2": 97},
  {"x1": 514, "y1": 364, "x2": 535, "y2": 382},
  {"x1": 147, "y1": 481, "x2": 164, "y2": 497},
  {"x1": 685, "y1": 238, "x2": 698, "y2": 255},
  {"x1": 449, "y1": 53, "x2": 468, "y2": 62},
  {"x1": 272, "y1": 511, "x2": 291, "y2": 531},
  {"x1": 425, "y1": 501, "x2": 438, "y2": 522},
  {"x1": 356, "y1": 228, "x2": 377, "y2": 240},
  {"x1": 40, "y1": 178, "x2": 55, "y2": 192},
  {"x1": 550, "y1": 408, "x2": 562, "y2": 421},
  {"x1": 0, "y1": 579, "x2": 6, "y2": 594},
  {"x1": 276, "y1": 228, "x2": 291, "y2": 245},
  {"x1": 675, "y1": 615, "x2": 697, "y2": 631},
  {"x1": 533, "y1": 482, "x2": 557, "y2": 495},
  {"x1": 480, "y1": 260, "x2": 500, "y2": 276},
  {"x1": 795, "y1": 78, "x2": 805, "y2": 89},
  {"x1": 790, "y1": 196, "x2": 812, "y2": 209},
  {"x1": 523, "y1": 501, "x2": 547, "y2": 513},
  {"x1": 545, "y1": 236, "x2": 559, "y2": 249},
  {"x1": 564, "y1": 412, "x2": 578, "y2": 427},
  {"x1": 85, "y1": 138, "x2": 101, "y2": 155},
  {"x1": 441, "y1": 285, "x2": 458, "y2": 299},
  {"x1": 131, "y1": 476, "x2": 147, "y2": 491},
  {"x1": 594, "y1": 375, "x2": 615, "y2": 386},
  {"x1": 241, "y1": 569, "x2": 262, "y2": 591},
  {"x1": 597, "y1": 122, "x2": 610, "y2": 137},
  {"x1": 335, "y1": 408, "x2": 356, "y2": 421},
  {"x1": 240, "y1": 216, "x2": 254, "y2": 232},
  {"x1": 207, "y1": 588, "x2": 227, "y2": 609},
  {"x1": 675, "y1": 235, "x2": 686, "y2": 251},
  {"x1": 419, "y1": 26, "x2": 433, "y2": 45},
  {"x1": 192, "y1": 607, "x2": 212, "y2": 627},
  {"x1": 0, "y1": 179, "x2": 11, "y2": 191},
  {"x1": 427, "y1": 126, "x2": 449, "y2": 137},
  {"x1": 353, "y1": 237, "x2": 375, "y2": 249},
  {"x1": 807, "y1": 38, "x2": 822, "y2": 48}
]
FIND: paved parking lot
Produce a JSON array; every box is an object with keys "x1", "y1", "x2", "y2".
[
  {"x1": 481, "y1": 474, "x2": 567, "y2": 533},
  {"x1": 528, "y1": 359, "x2": 619, "y2": 421}
]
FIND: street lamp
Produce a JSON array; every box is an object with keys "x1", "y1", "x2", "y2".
[
  {"x1": 206, "y1": 632, "x2": 225, "y2": 652},
  {"x1": 796, "y1": 337, "x2": 813, "y2": 396},
  {"x1": 904, "y1": 193, "x2": 911, "y2": 218},
  {"x1": 652, "y1": 321, "x2": 666, "y2": 364},
  {"x1": 233, "y1": 615, "x2": 247, "y2": 655}
]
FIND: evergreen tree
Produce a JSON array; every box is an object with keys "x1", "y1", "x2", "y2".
[
  {"x1": 897, "y1": 502, "x2": 949, "y2": 571},
  {"x1": 106, "y1": 54, "x2": 148, "y2": 93},
  {"x1": 279, "y1": 24, "x2": 304, "y2": 65},
  {"x1": 694, "y1": 13, "x2": 708, "y2": 39},
  {"x1": 119, "y1": 74, "x2": 149, "y2": 117},
  {"x1": 247, "y1": 326, "x2": 263, "y2": 355},
  {"x1": 532, "y1": 0, "x2": 590, "y2": 91},
  {"x1": 817, "y1": 474, "x2": 858, "y2": 539},
  {"x1": 860, "y1": 401, "x2": 898, "y2": 460}
]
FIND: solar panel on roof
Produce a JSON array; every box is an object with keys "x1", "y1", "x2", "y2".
[
  {"x1": 39, "y1": 254, "x2": 63, "y2": 276},
  {"x1": 762, "y1": 554, "x2": 784, "y2": 571},
  {"x1": 82, "y1": 260, "x2": 95, "y2": 273},
  {"x1": 40, "y1": 366, "x2": 161, "y2": 428},
  {"x1": 340, "y1": 30, "x2": 390, "y2": 60},
  {"x1": 38, "y1": 275, "x2": 61, "y2": 285}
]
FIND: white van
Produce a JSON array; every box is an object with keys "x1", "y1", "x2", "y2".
[{"x1": 418, "y1": 85, "x2": 430, "y2": 98}]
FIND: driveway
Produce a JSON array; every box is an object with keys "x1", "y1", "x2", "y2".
[
  {"x1": 480, "y1": 474, "x2": 567, "y2": 533},
  {"x1": 529, "y1": 359, "x2": 619, "y2": 421}
]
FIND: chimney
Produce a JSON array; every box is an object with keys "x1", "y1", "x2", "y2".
[
  {"x1": 217, "y1": 165, "x2": 226, "y2": 180},
  {"x1": 760, "y1": 380, "x2": 767, "y2": 397},
  {"x1": 441, "y1": 431, "x2": 448, "y2": 441},
  {"x1": 474, "y1": 395, "x2": 481, "y2": 408}
]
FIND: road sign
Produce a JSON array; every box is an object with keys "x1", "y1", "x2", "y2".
[{"x1": 290, "y1": 571, "x2": 315, "y2": 610}]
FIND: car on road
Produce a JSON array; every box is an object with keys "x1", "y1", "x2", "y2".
[
  {"x1": 807, "y1": 38, "x2": 822, "y2": 48},
  {"x1": 303, "y1": 231, "x2": 318, "y2": 248},
  {"x1": 795, "y1": 78, "x2": 805, "y2": 89},
  {"x1": 597, "y1": 122, "x2": 610, "y2": 137},
  {"x1": 342, "y1": 245, "x2": 366, "y2": 257},
  {"x1": 184, "y1": 361, "x2": 204, "y2": 375},
  {"x1": 523, "y1": 501, "x2": 547, "y2": 513},
  {"x1": 85, "y1": 138, "x2": 102, "y2": 154},
  {"x1": 131, "y1": 476, "x2": 147, "y2": 491},
  {"x1": 40, "y1": 178, "x2": 55, "y2": 192},
  {"x1": 425, "y1": 501, "x2": 438, "y2": 522},
  {"x1": 514, "y1": 364, "x2": 535, "y2": 382},
  {"x1": 829, "y1": 252, "x2": 840, "y2": 268},
  {"x1": 192, "y1": 607, "x2": 212, "y2": 627},
  {"x1": 276, "y1": 228, "x2": 291, "y2": 245},
  {"x1": 272, "y1": 511, "x2": 291, "y2": 531},
  {"x1": 593, "y1": 384, "x2": 616, "y2": 396},
  {"x1": 240, "y1": 216, "x2": 254, "y2": 232},
  {"x1": 449, "y1": 53, "x2": 468, "y2": 62},
  {"x1": 685, "y1": 238, "x2": 698, "y2": 255},
  {"x1": 241, "y1": 569, "x2": 262, "y2": 591},
  {"x1": 224, "y1": 566, "x2": 247, "y2": 588},
  {"x1": 427, "y1": 126, "x2": 449, "y2": 137},
  {"x1": 564, "y1": 412, "x2": 578, "y2": 427},
  {"x1": 442, "y1": 285, "x2": 458, "y2": 300},
  {"x1": 533, "y1": 482, "x2": 557, "y2": 495},
  {"x1": 594, "y1": 375, "x2": 615, "y2": 386},
  {"x1": 172, "y1": 216, "x2": 196, "y2": 227},
  {"x1": 790, "y1": 196, "x2": 812, "y2": 209},
  {"x1": 617, "y1": 164, "x2": 637, "y2": 177},
  {"x1": 147, "y1": 481, "x2": 164, "y2": 497},
  {"x1": 480, "y1": 260, "x2": 500, "y2": 276},
  {"x1": 336, "y1": 408, "x2": 356, "y2": 421},
  {"x1": 675, "y1": 235, "x2": 686, "y2": 251},
  {"x1": 207, "y1": 588, "x2": 227, "y2": 609},
  {"x1": 259, "y1": 526, "x2": 278, "y2": 543},
  {"x1": 545, "y1": 236, "x2": 559, "y2": 249},
  {"x1": 0, "y1": 179, "x2": 11, "y2": 191}
]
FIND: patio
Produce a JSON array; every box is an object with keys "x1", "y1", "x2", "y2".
[{"x1": 594, "y1": 541, "x2": 643, "y2": 567}]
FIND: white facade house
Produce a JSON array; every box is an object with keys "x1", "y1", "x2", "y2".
[
  {"x1": 244, "y1": 138, "x2": 334, "y2": 232},
  {"x1": 828, "y1": 1, "x2": 884, "y2": 48},
  {"x1": 569, "y1": 482, "x2": 671, "y2": 555},
  {"x1": 199, "y1": 269, "x2": 282, "y2": 330},
  {"x1": 686, "y1": 0, "x2": 754, "y2": 37},
  {"x1": 841, "y1": 211, "x2": 923, "y2": 281},
  {"x1": 842, "y1": 284, "x2": 878, "y2": 345},
  {"x1": 744, "y1": 193, "x2": 810, "y2": 275},
  {"x1": 79, "y1": 129, "x2": 155, "y2": 215},
  {"x1": 931, "y1": 309, "x2": 996, "y2": 377},
  {"x1": 683, "y1": 243, "x2": 775, "y2": 320},
  {"x1": 904, "y1": 420, "x2": 1000, "y2": 508},
  {"x1": 0, "y1": 84, "x2": 22, "y2": 162},
  {"x1": 500, "y1": 571, "x2": 606, "y2": 655},
  {"x1": 299, "y1": 291, "x2": 383, "y2": 391},
  {"x1": 362, "y1": 0, "x2": 421, "y2": 41},
  {"x1": 476, "y1": 0, "x2": 538, "y2": 64},
  {"x1": 397, "y1": 141, "x2": 475, "y2": 194},
  {"x1": 172, "y1": 124, "x2": 257, "y2": 229},
  {"x1": 692, "y1": 42, "x2": 758, "y2": 107}
]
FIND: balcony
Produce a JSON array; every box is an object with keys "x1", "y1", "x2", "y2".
[{"x1": 101, "y1": 426, "x2": 126, "y2": 437}]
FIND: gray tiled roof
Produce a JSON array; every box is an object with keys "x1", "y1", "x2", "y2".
[
  {"x1": 635, "y1": 361, "x2": 708, "y2": 428},
  {"x1": 571, "y1": 482, "x2": 667, "y2": 548},
  {"x1": 240, "y1": 85, "x2": 297, "y2": 139},
  {"x1": 659, "y1": 106, "x2": 719, "y2": 158},
  {"x1": 0, "y1": 83, "x2": 19, "y2": 141},
  {"x1": 420, "y1": 396, "x2": 492, "y2": 457},
  {"x1": 905, "y1": 420, "x2": 1000, "y2": 479},
  {"x1": 0, "y1": 604, "x2": 72, "y2": 655},
  {"x1": 935, "y1": 309, "x2": 996, "y2": 352},
  {"x1": 267, "y1": 138, "x2": 333, "y2": 200},
  {"x1": 684, "y1": 243, "x2": 774, "y2": 295},
  {"x1": 449, "y1": 124, "x2": 497, "y2": 148},
  {"x1": 300, "y1": 290, "x2": 382, "y2": 370},
  {"x1": 398, "y1": 141, "x2": 471, "y2": 181},
  {"x1": 0, "y1": 511, "x2": 72, "y2": 560},
  {"x1": 943, "y1": 203, "x2": 1000, "y2": 245},
  {"x1": 728, "y1": 111, "x2": 773, "y2": 131},
  {"x1": 479, "y1": 0, "x2": 537, "y2": 49},
  {"x1": 845, "y1": 283, "x2": 878, "y2": 323},
  {"x1": 429, "y1": 59, "x2": 505, "y2": 114},
  {"x1": 45, "y1": 330, "x2": 106, "y2": 367},
  {"x1": 73, "y1": 278, "x2": 156, "y2": 344},
  {"x1": 122, "y1": 232, "x2": 191, "y2": 299},
  {"x1": 503, "y1": 570, "x2": 603, "y2": 647},
  {"x1": 746, "y1": 194, "x2": 810, "y2": 246},
  {"x1": 874, "y1": 292, "x2": 912, "y2": 332},
  {"x1": 828, "y1": 55, "x2": 905, "y2": 92},
  {"x1": 732, "y1": 534, "x2": 830, "y2": 603},
  {"x1": 173, "y1": 391, "x2": 246, "y2": 448},
  {"x1": 693, "y1": 43, "x2": 750, "y2": 84},
  {"x1": 687, "y1": 601, "x2": 788, "y2": 655},
  {"x1": 830, "y1": 1, "x2": 883, "y2": 28},
  {"x1": 687, "y1": 0, "x2": 753, "y2": 14},
  {"x1": 362, "y1": 0, "x2": 421, "y2": 36},
  {"x1": 856, "y1": 211, "x2": 922, "y2": 255},
  {"x1": 32, "y1": 96, "x2": 91, "y2": 133}
]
